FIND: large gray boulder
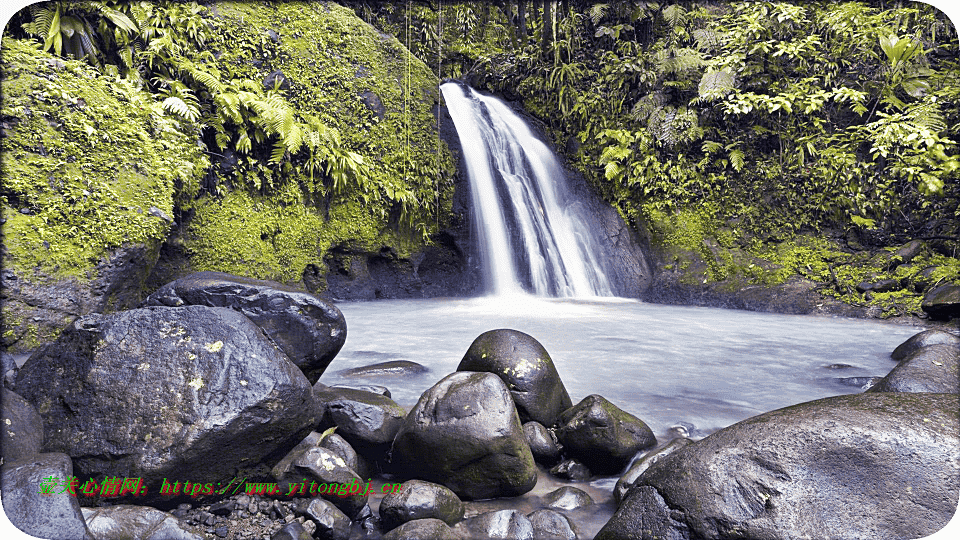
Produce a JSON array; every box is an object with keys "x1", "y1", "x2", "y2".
[
  {"x1": 1, "y1": 452, "x2": 94, "y2": 540},
  {"x1": 142, "y1": 271, "x2": 347, "y2": 383},
  {"x1": 81, "y1": 505, "x2": 202, "y2": 540},
  {"x1": 557, "y1": 395, "x2": 657, "y2": 475},
  {"x1": 313, "y1": 385, "x2": 407, "y2": 463},
  {"x1": 457, "y1": 329, "x2": 573, "y2": 426},
  {"x1": 14, "y1": 306, "x2": 320, "y2": 503},
  {"x1": 379, "y1": 479, "x2": 465, "y2": 531},
  {"x1": 391, "y1": 371, "x2": 538, "y2": 500},
  {"x1": 596, "y1": 392, "x2": 960, "y2": 540},
  {"x1": 1, "y1": 389, "x2": 43, "y2": 463},
  {"x1": 869, "y1": 344, "x2": 959, "y2": 394},
  {"x1": 891, "y1": 329, "x2": 960, "y2": 361},
  {"x1": 453, "y1": 509, "x2": 535, "y2": 540},
  {"x1": 921, "y1": 283, "x2": 960, "y2": 320}
]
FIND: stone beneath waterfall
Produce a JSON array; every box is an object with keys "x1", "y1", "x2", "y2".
[
  {"x1": 527, "y1": 509, "x2": 579, "y2": 540},
  {"x1": 867, "y1": 344, "x2": 959, "y2": 394},
  {"x1": 13, "y1": 306, "x2": 320, "y2": 504},
  {"x1": 557, "y1": 395, "x2": 657, "y2": 475},
  {"x1": 457, "y1": 329, "x2": 573, "y2": 427},
  {"x1": 523, "y1": 421, "x2": 561, "y2": 465},
  {"x1": 1, "y1": 452, "x2": 95, "y2": 540},
  {"x1": 391, "y1": 371, "x2": 537, "y2": 500},
  {"x1": 283, "y1": 446, "x2": 368, "y2": 518},
  {"x1": 313, "y1": 385, "x2": 407, "y2": 464},
  {"x1": 453, "y1": 510, "x2": 535, "y2": 540},
  {"x1": 596, "y1": 393, "x2": 960, "y2": 540},
  {"x1": 614, "y1": 437, "x2": 692, "y2": 505},
  {"x1": 891, "y1": 329, "x2": 960, "y2": 360},
  {"x1": 379, "y1": 479, "x2": 465, "y2": 530},
  {"x1": 543, "y1": 486, "x2": 594, "y2": 511},
  {"x1": 383, "y1": 518, "x2": 464, "y2": 540},
  {"x1": 142, "y1": 271, "x2": 346, "y2": 383}
]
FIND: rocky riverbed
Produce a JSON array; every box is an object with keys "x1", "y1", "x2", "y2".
[{"x1": 2, "y1": 272, "x2": 958, "y2": 540}]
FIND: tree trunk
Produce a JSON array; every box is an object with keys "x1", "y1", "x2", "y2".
[
  {"x1": 518, "y1": 0, "x2": 527, "y2": 40},
  {"x1": 542, "y1": 0, "x2": 552, "y2": 59}
]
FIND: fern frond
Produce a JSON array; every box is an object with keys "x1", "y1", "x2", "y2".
[
  {"x1": 162, "y1": 95, "x2": 200, "y2": 122},
  {"x1": 697, "y1": 68, "x2": 736, "y2": 100},
  {"x1": 728, "y1": 149, "x2": 745, "y2": 172},
  {"x1": 662, "y1": 4, "x2": 687, "y2": 28},
  {"x1": 589, "y1": 4, "x2": 609, "y2": 26}
]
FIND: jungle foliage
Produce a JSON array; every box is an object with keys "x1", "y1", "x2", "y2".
[
  {"x1": 354, "y1": 1, "x2": 960, "y2": 248},
  {"x1": 7, "y1": 0, "x2": 453, "y2": 246}
]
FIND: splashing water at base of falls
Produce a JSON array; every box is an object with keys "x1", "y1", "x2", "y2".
[{"x1": 441, "y1": 81, "x2": 615, "y2": 298}]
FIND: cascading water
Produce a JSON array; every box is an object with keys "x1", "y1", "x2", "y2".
[{"x1": 441, "y1": 81, "x2": 615, "y2": 298}]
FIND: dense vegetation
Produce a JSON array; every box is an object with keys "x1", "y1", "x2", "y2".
[
  {"x1": 3, "y1": 1, "x2": 456, "y2": 284},
  {"x1": 2, "y1": 0, "x2": 958, "y2": 320},
  {"x1": 351, "y1": 0, "x2": 960, "y2": 316}
]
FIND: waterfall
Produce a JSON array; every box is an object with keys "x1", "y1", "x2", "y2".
[{"x1": 440, "y1": 81, "x2": 615, "y2": 298}]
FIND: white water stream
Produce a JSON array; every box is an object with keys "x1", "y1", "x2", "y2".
[{"x1": 440, "y1": 82, "x2": 615, "y2": 297}]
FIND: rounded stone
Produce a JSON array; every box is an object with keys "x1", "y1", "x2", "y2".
[{"x1": 457, "y1": 329, "x2": 573, "y2": 426}]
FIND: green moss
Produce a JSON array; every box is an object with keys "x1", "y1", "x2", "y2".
[
  {"x1": 0, "y1": 37, "x2": 208, "y2": 278},
  {"x1": 184, "y1": 182, "x2": 421, "y2": 285},
  {"x1": 172, "y1": 2, "x2": 457, "y2": 284}
]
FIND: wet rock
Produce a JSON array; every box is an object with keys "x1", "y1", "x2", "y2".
[
  {"x1": 454, "y1": 510, "x2": 534, "y2": 540},
  {"x1": 295, "y1": 498, "x2": 350, "y2": 540},
  {"x1": 379, "y1": 479, "x2": 465, "y2": 530},
  {"x1": 283, "y1": 446, "x2": 367, "y2": 518},
  {"x1": 856, "y1": 278, "x2": 900, "y2": 293},
  {"x1": 2, "y1": 351, "x2": 19, "y2": 389},
  {"x1": 527, "y1": 509, "x2": 578, "y2": 540},
  {"x1": 360, "y1": 90, "x2": 386, "y2": 120},
  {"x1": 549, "y1": 459, "x2": 592, "y2": 482},
  {"x1": 868, "y1": 344, "x2": 959, "y2": 394},
  {"x1": 392, "y1": 371, "x2": 537, "y2": 500},
  {"x1": 272, "y1": 521, "x2": 312, "y2": 540},
  {"x1": 614, "y1": 437, "x2": 692, "y2": 505},
  {"x1": 833, "y1": 376, "x2": 883, "y2": 391},
  {"x1": 543, "y1": 486, "x2": 594, "y2": 511},
  {"x1": 892, "y1": 329, "x2": 960, "y2": 360},
  {"x1": 335, "y1": 360, "x2": 428, "y2": 378},
  {"x1": 596, "y1": 393, "x2": 960, "y2": 540},
  {"x1": 263, "y1": 69, "x2": 291, "y2": 90},
  {"x1": 81, "y1": 505, "x2": 201, "y2": 540},
  {"x1": 314, "y1": 386, "x2": 406, "y2": 463},
  {"x1": 384, "y1": 518, "x2": 464, "y2": 540},
  {"x1": 142, "y1": 271, "x2": 346, "y2": 383},
  {"x1": 14, "y1": 306, "x2": 320, "y2": 504},
  {"x1": 319, "y1": 433, "x2": 366, "y2": 479},
  {"x1": 329, "y1": 383, "x2": 392, "y2": 398},
  {"x1": 1, "y1": 389, "x2": 43, "y2": 463},
  {"x1": 458, "y1": 329, "x2": 573, "y2": 426},
  {"x1": 523, "y1": 421, "x2": 561, "y2": 466},
  {"x1": 557, "y1": 395, "x2": 657, "y2": 475},
  {"x1": 921, "y1": 283, "x2": 960, "y2": 320},
  {"x1": 1, "y1": 453, "x2": 94, "y2": 540},
  {"x1": 893, "y1": 239, "x2": 925, "y2": 265}
]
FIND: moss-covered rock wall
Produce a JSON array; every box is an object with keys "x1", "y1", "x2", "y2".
[
  {"x1": 1, "y1": 38, "x2": 208, "y2": 352},
  {"x1": 161, "y1": 1, "x2": 466, "y2": 299}
]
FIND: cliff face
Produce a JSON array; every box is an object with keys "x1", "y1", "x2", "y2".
[
  {"x1": 1, "y1": 2, "x2": 472, "y2": 353},
  {"x1": 1, "y1": 37, "x2": 208, "y2": 352},
  {"x1": 168, "y1": 2, "x2": 468, "y2": 300}
]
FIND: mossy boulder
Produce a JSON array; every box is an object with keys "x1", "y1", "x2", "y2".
[{"x1": 0, "y1": 38, "x2": 208, "y2": 353}]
